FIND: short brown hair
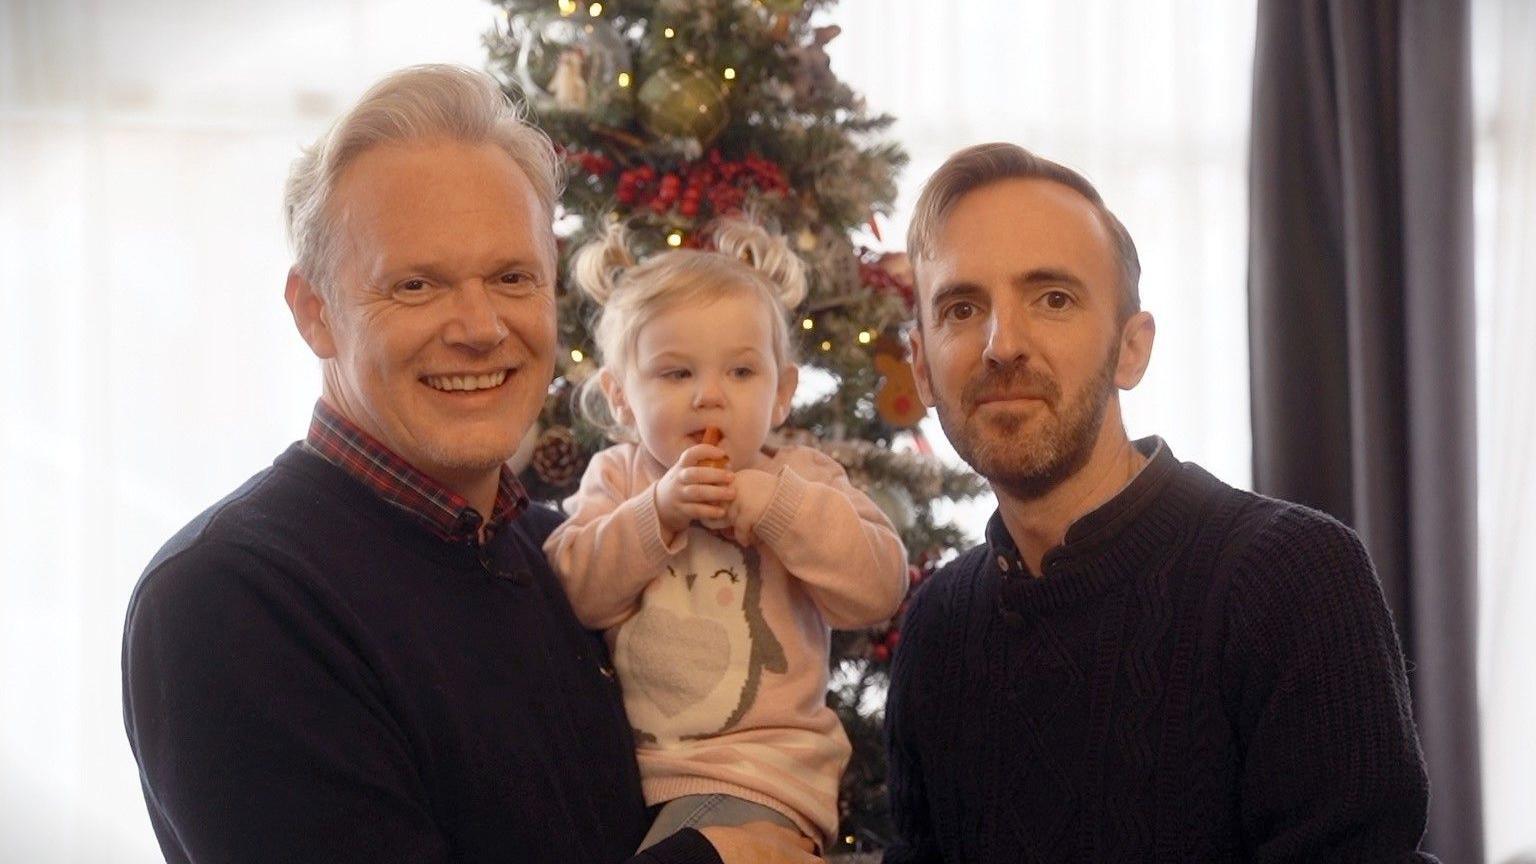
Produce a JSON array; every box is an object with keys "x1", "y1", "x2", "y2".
[{"x1": 906, "y1": 142, "x2": 1141, "y2": 322}]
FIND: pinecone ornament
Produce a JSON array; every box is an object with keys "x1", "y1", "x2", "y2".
[{"x1": 531, "y1": 426, "x2": 583, "y2": 487}]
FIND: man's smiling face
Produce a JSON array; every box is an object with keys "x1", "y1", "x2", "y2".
[{"x1": 309, "y1": 137, "x2": 557, "y2": 491}]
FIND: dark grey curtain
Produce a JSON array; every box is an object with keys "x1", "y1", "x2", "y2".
[{"x1": 1248, "y1": 1, "x2": 1481, "y2": 862}]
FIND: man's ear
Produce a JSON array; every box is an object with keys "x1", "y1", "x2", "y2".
[
  {"x1": 908, "y1": 325, "x2": 936, "y2": 408},
  {"x1": 598, "y1": 368, "x2": 634, "y2": 427},
  {"x1": 772, "y1": 364, "x2": 799, "y2": 426},
  {"x1": 285, "y1": 268, "x2": 337, "y2": 359},
  {"x1": 1114, "y1": 310, "x2": 1156, "y2": 390}
]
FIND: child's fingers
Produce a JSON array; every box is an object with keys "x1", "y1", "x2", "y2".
[
  {"x1": 677, "y1": 465, "x2": 733, "y2": 487},
  {"x1": 680, "y1": 503, "x2": 728, "y2": 522},
  {"x1": 680, "y1": 481, "x2": 736, "y2": 503},
  {"x1": 678, "y1": 443, "x2": 729, "y2": 468}
]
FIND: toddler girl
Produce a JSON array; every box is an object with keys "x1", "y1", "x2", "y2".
[{"x1": 544, "y1": 219, "x2": 908, "y2": 851}]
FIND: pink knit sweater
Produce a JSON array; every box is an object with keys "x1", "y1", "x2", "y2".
[{"x1": 544, "y1": 442, "x2": 908, "y2": 845}]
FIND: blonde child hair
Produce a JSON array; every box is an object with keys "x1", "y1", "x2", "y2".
[{"x1": 570, "y1": 218, "x2": 808, "y2": 442}]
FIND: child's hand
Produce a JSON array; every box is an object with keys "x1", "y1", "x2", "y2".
[
  {"x1": 654, "y1": 443, "x2": 735, "y2": 537},
  {"x1": 719, "y1": 467, "x2": 778, "y2": 547}
]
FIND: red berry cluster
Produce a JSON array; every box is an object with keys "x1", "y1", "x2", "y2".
[
  {"x1": 868, "y1": 563, "x2": 931, "y2": 664},
  {"x1": 611, "y1": 150, "x2": 790, "y2": 218},
  {"x1": 568, "y1": 150, "x2": 615, "y2": 176}
]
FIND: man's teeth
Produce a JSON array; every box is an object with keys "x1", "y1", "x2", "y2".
[{"x1": 425, "y1": 370, "x2": 508, "y2": 392}]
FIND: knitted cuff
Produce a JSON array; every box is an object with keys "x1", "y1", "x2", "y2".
[
  {"x1": 633, "y1": 485, "x2": 687, "y2": 568},
  {"x1": 753, "y1": 465, "x2": 807, "y2": 548}
]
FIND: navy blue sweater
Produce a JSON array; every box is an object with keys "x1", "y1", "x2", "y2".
[
  {"x1": 122, "y1": 444, "x2": 720, "y2": 864},
  {"x1": 884, "y1": 441, "x2": 1435, "y2": 863}
]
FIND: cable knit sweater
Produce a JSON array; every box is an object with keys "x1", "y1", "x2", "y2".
[
  {"x1": 122, "y1": 445, "x2": 720, "y2": 864},
  {"x1": 884, "y1": 439, "x2": 1435, "y2": 864}
]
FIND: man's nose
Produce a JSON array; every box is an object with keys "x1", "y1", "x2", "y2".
[
  {"x1": 982, "y1": 300, "x2": 1031, "y2": 367},
  {"x1": 444, "y1": 281, "x2": 509, "y2": 351}
]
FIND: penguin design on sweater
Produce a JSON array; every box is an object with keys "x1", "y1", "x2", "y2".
[{"x1": 614, "y1": 530, "x2": 787, "y2": 746}]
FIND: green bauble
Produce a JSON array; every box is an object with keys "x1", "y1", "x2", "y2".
[{"x1": 637, "y1": 64, "x2": 729, "y2": 145}]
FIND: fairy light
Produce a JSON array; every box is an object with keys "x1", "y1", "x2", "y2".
[
  {"x1": 557, "y1": 0, "x2": 578, "y2": 15},
  {"x1": 723, "y1": 67, "x2": 737, "y2": 81},
  {"x1": 666, "y1": 231, "x2": 684, "y2": 247},
  {"x1": 570, "y1": 348, "x2": 585, "y2": 363},
  {"x1": 617, "y1": 72, "x2": 632, "y2": 88},
  {"x1": 663, "y1": 27, "x2": 676, "y2": 38},
  {"x1": 801, "y1": 317, "x2": 814, "y2": 330},
  {"x1": 820, "y1": 340, "x2": 833, "y2": 352},
  {"x1": 588, "y1": 2, "x2": 603, "y2": 16},
  {"x1": 858, "y1": 330, "x2": 873, "y2": 344}
]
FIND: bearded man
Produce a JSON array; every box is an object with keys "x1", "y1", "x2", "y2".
[{"x1": 883, "y1": 143, "x2": 1437, "y2": 863}]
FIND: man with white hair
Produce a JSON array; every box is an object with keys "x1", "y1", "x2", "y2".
[
  {"x1": 883, "y1": 143, "x2": 1436, "y2": 862},
  {"x1": 121, "y1": 65, "x2": 815, "y2": 864}
]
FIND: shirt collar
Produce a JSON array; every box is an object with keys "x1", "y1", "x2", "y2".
[
  {"x1": 985, "y1": 436, "x2": 1175, "y2": 577},
  {"x1": 303, "y1": 399, "x2": 528, "y2": 544}
]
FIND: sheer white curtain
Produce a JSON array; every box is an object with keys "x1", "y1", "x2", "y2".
[
  {"x1": 1472, "y1": 1, "x2": 1536, "y2": 862},
  {"x1": 0, "y1": 2, "x2": 498, "y2": 860},
  {"x1": 3, "y1": 2, "x2": 1255, "y2": 861}
]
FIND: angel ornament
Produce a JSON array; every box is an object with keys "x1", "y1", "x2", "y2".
[{"x1": 550, "y1": 48, "x2": 588, "y2": 111}]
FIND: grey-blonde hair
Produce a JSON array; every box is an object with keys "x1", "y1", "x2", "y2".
[
  {"x1": 284, "y1": 64, "x2": 563, "y2": 296},
  {"x1": 906, "y1": 142, "x2": 1141, "y2": 322},
  {"x1": 571, "y1": 218, "x2": 807, "y2": 440}
]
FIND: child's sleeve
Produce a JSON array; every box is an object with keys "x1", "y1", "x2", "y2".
[
  {"x1": 543, "y1": 447, "x2": 686, "y2": 630},
  {"x1": 752, "y1": 448, "x2": 909, "y2": 628}
]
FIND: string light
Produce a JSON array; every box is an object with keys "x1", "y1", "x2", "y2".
[
  {"x1": 723, "y1": 67, "x2": 737, "y2": 81},
  {"x1": 666, "y1": 231, "x2": 684, "y2": 247},
  {"x1": 588, "y1": 2, "x2": 603, "y2": 16},
  {"x1": 858, "y1": 330, "x2": 873, "y2": 344},
  {"x1": 801, "y1": 317, "x2": 814, "y2": 330},
  {"x1": 617, "y1": 72, "x2": 632, "y2": 88},
  {"x1": 557, "y1": 0, "x2": 578, "y2": 15},
  {"x1": 663, "y1": 27, "x2": 676, "y2": 38},
  {"x1": 570, "y1": 348, "x2": 585, "y2": 363},
  {"x1": 820, "y1": 340, "x2": 833, "y2": 352}
]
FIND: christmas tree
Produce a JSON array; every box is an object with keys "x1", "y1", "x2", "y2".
[{"x1": 483, "y1": 0, "x2": 986, "y2": 850}]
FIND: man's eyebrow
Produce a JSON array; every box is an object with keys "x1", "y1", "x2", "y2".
[
  {"x1": 485, "y1": 255, "x2": 545, "y2": 273},
  {"x1": 1012, "y1": 268, "x2": 1085, "y2": 291},
  {"x1": 928, "y1": 281, "x2": 986, "y2": 315},
  {"x1": 377, "y1": 255, "x2": 544, "y2": 282}
]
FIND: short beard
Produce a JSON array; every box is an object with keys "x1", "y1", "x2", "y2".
[{"x1": 935, "y1": 347, "x2": 1119, "y2": 502}]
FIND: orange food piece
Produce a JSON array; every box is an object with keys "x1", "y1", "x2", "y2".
[{"x1": 698, "y1": 426, "x2": 729, "y2": 469}]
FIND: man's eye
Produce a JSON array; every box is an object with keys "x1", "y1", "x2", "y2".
[
  {"x1": 498, "y1": 271, "x2": 534, "y2": 290},
  {"x1": 1042, "y1": 291, "x2": 1073, "y2": 310},
  {"x1": 392, "y1": 279, "x2": 433, "y2": 302},
  {"x1": 943, "y1": 301, "x2": 978, "y2": 322}
]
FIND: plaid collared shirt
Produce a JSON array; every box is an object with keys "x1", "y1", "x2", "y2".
[{"x1": 303, "y1": 399, "x2": 529, "y2": 545}]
